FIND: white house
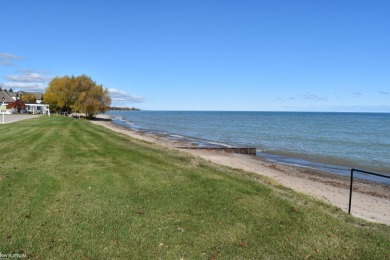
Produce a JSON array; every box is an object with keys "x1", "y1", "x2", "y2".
[
  {"x1": 0, "y1": 90, "x2": 49, "y2": 114},
  {"x1": 25, "y1": 104, "x2": 50, "y2": 114}
]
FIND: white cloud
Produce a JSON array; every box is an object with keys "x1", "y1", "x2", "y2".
[
  {"x1": 1, "y1": 82, "x2": 46, "y2": 91},
  {"x1": 1, "y1": 70, "x2": 52, "y2": 91},
  {"x1": 108, "y1": 88, "x2": 144, "y2": 105},
  {"x1": 0, "y1": 54, "x2": 51, "y2": 91},
  {"x1": 0, "y1": 52, "x2": 25, "y2": 66},
  {"x1": 0, "y1": 60, "x2": 15, "y2": 66},
  {"x1": 17, "y1": 69, "x2": 51, "y2": 74},
  {"x1": 299, "y1": 94, "x2": 326, "y2": 101},
  {"x1": 5, "y1": 72, "x2": 52, "y2": 82},
  {"x1": 285, "y1": 93, "x2": 327, "y2": 101},
  {"x1": 380, "y1": 91, "x2": 389, "y2": 95},
  {"x1": 0, "y1": 53, "x2": 24, "y2": 60}
]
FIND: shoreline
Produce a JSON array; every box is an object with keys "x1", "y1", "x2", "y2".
[
  {"x1": 91, "y1": 115, "x2": 390, "y2": 225},
  {"x1": 109, "y1": 112, "x2": 390, "y2": 178}
]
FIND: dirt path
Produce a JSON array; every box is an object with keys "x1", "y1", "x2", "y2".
[{"x1": 0, "y1": 114, "x2": 41, "y2": 124}]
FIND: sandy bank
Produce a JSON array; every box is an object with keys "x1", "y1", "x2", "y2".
[{"x1": 91, "y1": 115, "x2": 390, "y2": 225}]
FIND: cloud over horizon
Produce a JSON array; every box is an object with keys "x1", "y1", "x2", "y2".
[
  {"x1": 1, "y1": 70, "x2": 52, "y2": 92},
  {"x1": 4, "y1": 72, "x2": 52, "y2": 83},
  {"x1": 108, "y1": 88, "x2": 144, "y2": 106},
  {"x1": 1, "y1": 82, "x2": 46, "y2": 91},
  {"x1": 285, "y1": 93, "x2": 327, "y2": 102},
  {"x1": 299, "y1": 94, "x2": 327, "y2": 101},
  {"x1": 0, "y1": 52, "x2": 50, "y2": 91},
  {"x1": 0, "y1": 61, "x2": 144, "y2": 103}
]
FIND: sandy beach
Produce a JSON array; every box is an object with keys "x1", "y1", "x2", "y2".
[{"x1": 91, "y1": 115, "x2": 390, "y2": 225}]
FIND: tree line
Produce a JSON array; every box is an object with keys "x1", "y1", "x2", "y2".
[
  {"x1": 43, "y1": 75, "x2": 111, "y2": 119},
  {"x1": 0, "y1": 87, "x2": 14, "y2": 92},
  {"x1": 109, "y1": 106, "x2": 140, "y2": 111}
]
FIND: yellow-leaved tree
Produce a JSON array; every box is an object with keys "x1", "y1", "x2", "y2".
[
  {"x1": 43, "y1": 75, "x2": 111, "y2": 118},
  {"x1": 20, "y1": 93, "x2": 37, "y2": 103}
]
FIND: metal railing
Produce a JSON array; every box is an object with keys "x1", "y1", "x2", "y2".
[{"x1": 349, "y1": 168, "x2": 390, "y2": 214}]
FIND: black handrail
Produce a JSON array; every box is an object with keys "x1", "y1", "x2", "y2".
[{"x1": 349, "y1": 168, "x2": 390, "y2": 214}]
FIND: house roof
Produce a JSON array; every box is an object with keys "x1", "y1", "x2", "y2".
[
  {"x1": 19, "y1": 91, "x2": 43, "y2": 100},
  {"x1": 0, "y1": 90, "x2": 14, "y2": 103},
  {"x1": 8, "y1": 92, "x2": 18, "y2": 98}
]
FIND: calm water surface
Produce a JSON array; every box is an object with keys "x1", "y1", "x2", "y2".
[{"x1": 108, "y1": 111, "x2": 390, "y2": 182}]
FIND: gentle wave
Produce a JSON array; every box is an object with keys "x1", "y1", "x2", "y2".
[{"x1": 108, "y1": 111, "x2": 390, "y2": 183}]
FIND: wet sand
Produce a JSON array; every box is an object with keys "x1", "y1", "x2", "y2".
[{"x1": 91, "y1": 115, "x2": 390, "y2": 225}]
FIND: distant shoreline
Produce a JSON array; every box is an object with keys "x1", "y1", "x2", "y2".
[
  {"x1": 92, "y1": 114, "x2": 390, "y2": 225},
  {"x1": 109, "y1": 107, "x2": 140, "y2": 111}
]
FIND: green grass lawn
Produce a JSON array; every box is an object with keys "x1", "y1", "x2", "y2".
[{"x1": 0, "y1": 116, "x2": 389, "y2": 259}]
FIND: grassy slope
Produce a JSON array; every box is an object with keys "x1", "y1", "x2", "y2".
[{"x1": 0, "y1": 116, "x2": 389, "y2": 259}]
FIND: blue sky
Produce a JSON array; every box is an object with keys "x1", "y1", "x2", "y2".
[{"x1": 1, "y1": 0, "x2": 389, "y2": 111}]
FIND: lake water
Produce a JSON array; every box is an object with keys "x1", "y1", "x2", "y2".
[{"x1": 107, "y1": 111, "x2": 390, "y2": 184}]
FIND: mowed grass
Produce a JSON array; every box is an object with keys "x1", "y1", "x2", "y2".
[{"x1": 0, "y1": 116, "x2": 389, "y2": 259}]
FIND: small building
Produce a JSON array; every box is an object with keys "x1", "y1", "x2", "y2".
[
  {"x1": 25, "y1": 104, "x2": 50, "y2": 114},
  {"x1": 0, "y1": 90, "x2": 14, "y2": 114},
  {"x1": 0, "y1": 90, "x2": 15, "y2": 103},
  {"x1": 0, "y1": 90, "x2": 49, "y2": 114},
  {"x1": 7, "y1": 91, "x2": 18, "y2": 101}
]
